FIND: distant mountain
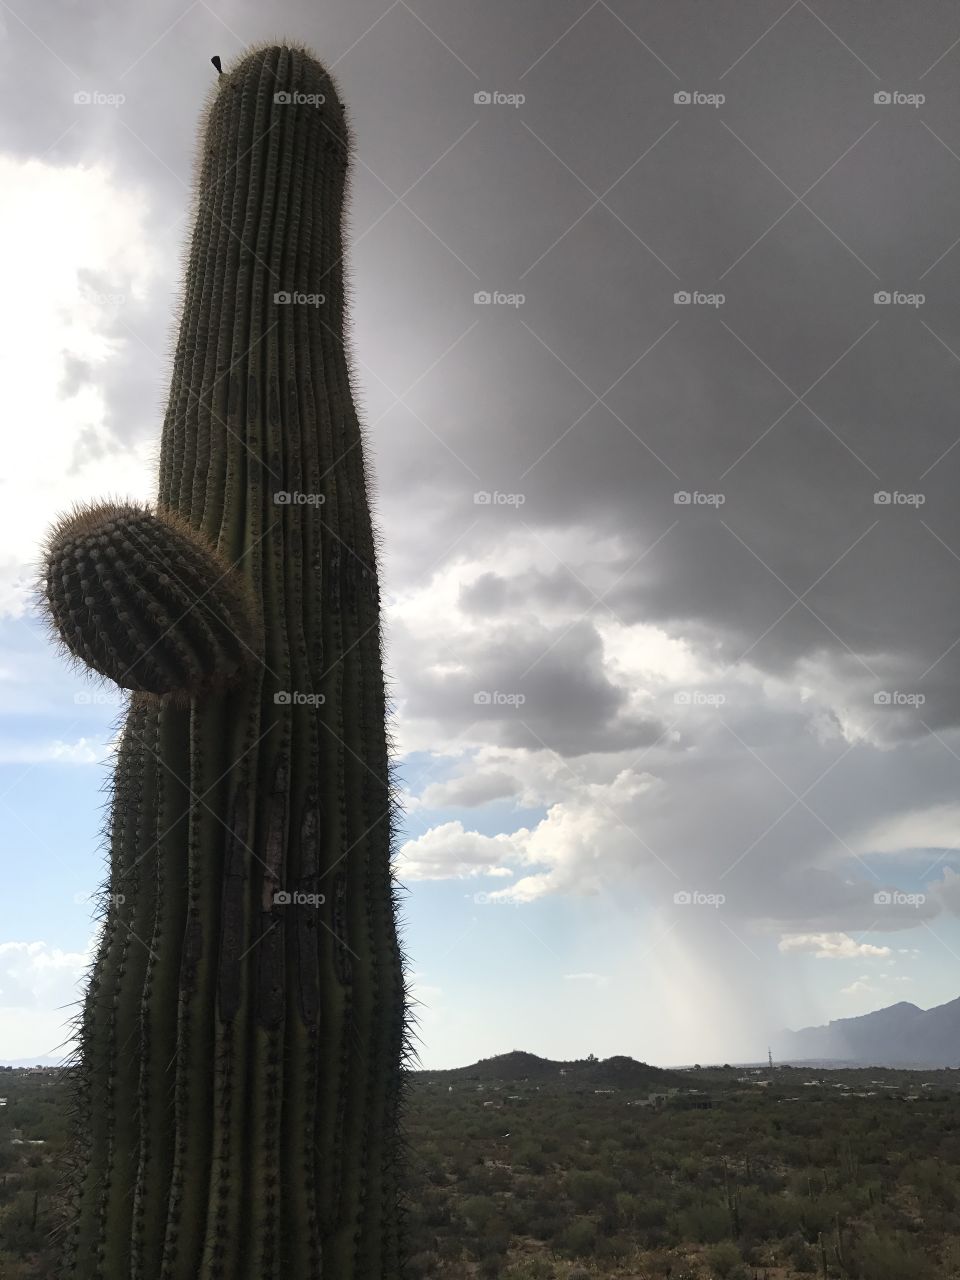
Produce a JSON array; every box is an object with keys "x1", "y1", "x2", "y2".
[
  {"x1": 413, "y1": 1050, "x2": 686, "y2": 1089},
  {"x1": 774, "y1": 997, "x2": 960, "y2": 1067}
]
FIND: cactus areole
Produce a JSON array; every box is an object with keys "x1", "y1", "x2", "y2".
[{"x1": 41, "y1": 43, "x2": 411, "y2": 1279}]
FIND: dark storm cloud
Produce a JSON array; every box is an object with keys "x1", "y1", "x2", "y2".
[
  {"x1": 345, "y1": 0, "x2": 960, "y2": 738},
  {"x1": 13, "y1": 0, "x2": 960, "y2": 930},
  {"x1": 21, "y1": 1, "x2": 960, "y2": 713},
  {"x1": 395, "y1": 613, "x2": 664, "y2": 757},
  {"x1": 458, "y1": 568, "x2": 596, "y2": 616}
]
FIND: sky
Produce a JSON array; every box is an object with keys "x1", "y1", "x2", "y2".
[{"x1": 3, "y1": 0, "x2": 960, "y2": 1069}]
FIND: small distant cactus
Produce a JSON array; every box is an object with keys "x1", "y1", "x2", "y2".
[{"x1": 41, "y1": 42, "x2": 411, "y2": 1279}]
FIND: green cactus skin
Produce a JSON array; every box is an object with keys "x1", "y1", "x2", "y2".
[
  {"x1": 42, "y1": 500, "x2": 259, "y2": 703},
  {"x1": 45, "y1": 42, "x2": 413, "y2": 1279}
]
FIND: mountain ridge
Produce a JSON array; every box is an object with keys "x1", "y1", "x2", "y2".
[
  {"x1": 775, "y1": 995, "x2": 960, "y2": 1066},
  {"x1": 412, "y1": 1049, "x2": 687, "y2": 1088}
]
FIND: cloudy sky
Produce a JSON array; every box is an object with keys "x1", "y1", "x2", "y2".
[{"x1": 3, "y1": 0, "x2": 960, "y2": 1068}]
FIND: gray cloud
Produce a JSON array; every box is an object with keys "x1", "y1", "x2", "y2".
[
  {"x1": 12, "y1": 0, "x2": 960, "y2": 1044},
  {"x1": 418, "y1": 769, "x2": 521, "y2": 808},
  {"x1": 396, "y1": 613, "x2": 665, "y2": 756}
]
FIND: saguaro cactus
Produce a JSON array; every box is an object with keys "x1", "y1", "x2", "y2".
[{"x1": 41, "y1": 42, "x2": 411, "y2": 1279}]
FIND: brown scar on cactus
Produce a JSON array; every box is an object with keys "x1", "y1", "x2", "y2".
[{"x1": 38, "y1": 499, "x2": 261, "y2": 706}]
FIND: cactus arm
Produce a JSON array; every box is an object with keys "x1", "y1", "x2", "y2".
[{"x1": 41, "y1": 502, "x2": 259, "y2": 701}]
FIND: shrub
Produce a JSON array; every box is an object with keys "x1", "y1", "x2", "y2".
[
  {"x1": 566, "y1": 1169, "x2": 619, "y2": 1212},
  {"x1": 677, "y1": 1201, "x2": 732, "y2": 1244},
  {"x1": 847, "y1": 1231, "x2": 937, "y2": 1280},
  {"x1": 516, "y1": 1142, "x2": 548, "y2": 1174},
  {"x1": 706, "y1": 1240, "x2": 742, "y2": 1278},
  {"x1": 595, "y1": 1231, "x2": 632, "y2": 1260},
  {"x1": 460, "y1": 1194, "x2": 498, "y2": 1232},
  {"x1": 559, "y1": 1216, "x2": 598, "y2": 1258}
]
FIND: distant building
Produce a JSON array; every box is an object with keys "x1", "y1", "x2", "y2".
[{"x1": 630, "y1": 1091, "x2": 671, "y2": 1109}]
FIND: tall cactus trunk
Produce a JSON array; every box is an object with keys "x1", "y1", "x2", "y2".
[{"x1": 42, "y1": 42, "x2": 411, "y2": 1280}]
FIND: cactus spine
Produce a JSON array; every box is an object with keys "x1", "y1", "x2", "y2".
[{"x1": 43, "y1": 42, "x2": 411, "y2": 1279}]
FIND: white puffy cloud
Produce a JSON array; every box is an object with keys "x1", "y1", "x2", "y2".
[
  {"x1": 0, "y1": 938, "x2": 94, "y2": 1061},
  {"x1": 397, "y1": 766, "x2": 661, "y2": 898},
  {"x1": 779, "y1": 932, "x2": 892, "y2": 960},
  {"x1": 394, "y1": 820, "x2": 519, "y2": 881},
  {"x1": 840, "y1": 979, "x2": 875, "y2": 996}
]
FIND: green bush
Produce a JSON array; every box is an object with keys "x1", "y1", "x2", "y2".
[
  {"x1": 677, "y1": 1201, "x2": 732, "y2": 1244},
  {"x1": 706, "y1": 1240, "x2": 742, "y2": 1278},
  {"x1": 595, "y1": 1231, "x2": 632, "y2": 1260},
  {"x1": 460, "y1": 1193, "x2": 498, "y2": 1232},
  {"x1": 783, "y1": 1232, "x2": 817, "y2": 1273},
  {"x1": 516, "y1": 1141, "x2": 548, "y2": 1174},
  {"x1": 558, "y1": 1216, "x2": 597, "y2": 1258},
  {"x1": 566, "y1": 1169, "x2": 619, "y2": 1211},
  {"x1": 847, "y1": 1231, "x2": 937, "y2": 1280},
  {"x1": 0, "y1": 1190, "x2": 42, "y2": 1254}
]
